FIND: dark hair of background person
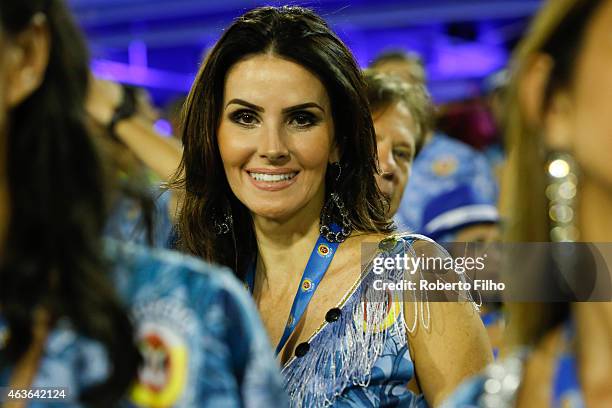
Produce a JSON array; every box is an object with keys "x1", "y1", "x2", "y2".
[
  {"x1": 503, "y1": 0, "x2": 603, "y2": 346},
  {"x1": 364, "y1": 70, "x2": 435, "y2": 155},
  {"x1": 0, "y1": 0, "x2": 140, "y2": 405},
  {"x1": 170, "y1": 6, "x2": 393, "y2": 279}
]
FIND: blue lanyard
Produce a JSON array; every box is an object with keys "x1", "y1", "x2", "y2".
[{"x1": 245, "y1": 229, "x2": 340, "y2": 356}]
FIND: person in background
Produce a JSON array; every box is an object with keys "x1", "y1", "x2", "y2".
[
  {"x1": 370, "y1": 51, "x2": 500, "y2": 243},
  {"x1": 163, "y1": 95, "x2": 188, "y2": 142},
  {"x1": 0, "y1": 1, "x2": 286, "y2": 407},
  {"x1": 443, "y1": 0, "x2": 612, "y2": 406},
  {"x1": 369, "y1": 50, "x2": 427, "y2": 84},
  {"x1": 363, "y1": 70, "x2": 435, "y2": 217},
  {"x1": 371, "y1": 50, "x2": 505, "y2": 355},
  {"x1": 87, "y1": 80, "x2": 182, "y2": 247}
]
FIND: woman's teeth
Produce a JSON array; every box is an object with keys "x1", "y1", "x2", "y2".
[{"x1": 249, "y1": 172, "x2": 297, "y2": 182}]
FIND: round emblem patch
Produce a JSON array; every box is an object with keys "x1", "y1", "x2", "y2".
[
  {"x1": 131, "y1": 323, "x2": 188, "y2": 407},
  {"x1": 301, "y1": 278, "x2": 315, "y2": 292},
  {"x1": 317, "y1": 243, "x2": 332, "y2": 257}
]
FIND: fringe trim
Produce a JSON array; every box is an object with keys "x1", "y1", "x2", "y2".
[{"x1": 282, "y1": 234, "x2": 436, "y2": 408}]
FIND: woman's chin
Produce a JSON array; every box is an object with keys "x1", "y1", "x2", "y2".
[
  {"x1": 248, "y1": 204, "x2": 310, "y2": 225},
  {"x1": 249, "y1": 206, "x2": 293, "y2": 221}
]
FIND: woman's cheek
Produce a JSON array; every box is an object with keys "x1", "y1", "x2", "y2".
[{"x1": 289, "y1": 130, "x2": 333, "y2": 168}]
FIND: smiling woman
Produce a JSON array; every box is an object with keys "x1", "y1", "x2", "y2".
[
  {"x1": 172, "y1": 6, "x2": 392, "y2": 274},
  {"x1": 218, "y1": 54, "x2": 335, "y2": 223},
  {"x1": 172, "y1": 5, "x2": 492, "y2": 407}
]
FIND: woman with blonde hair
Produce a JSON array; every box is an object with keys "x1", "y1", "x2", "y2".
[{"x1": 443, "y1": 0, "x2": 612, "y2": 406}]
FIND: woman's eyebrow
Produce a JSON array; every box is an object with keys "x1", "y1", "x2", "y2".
[
  {"x1": 282, "y1": 102, "x2": 325, "y2": 114},
  {"x1": 225, "y1": 99, "x2": 264, "y2": 111},
  {"x1": 224, "y1": 100, "x2": 325, "y2": 114}
]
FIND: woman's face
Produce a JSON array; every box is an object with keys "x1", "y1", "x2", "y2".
[
  {"x1": 373, "y1": 101, "x2": 417, "y2": 216},
  {"x1": 0, "y1": 15, "x2": 50, "y2": 249},
  {"x1": 218, "y1": 53, "x2": 336, "y2": 223},
  {"x1": 550, "y1": 1, "x2": 612, "y2": 191}
]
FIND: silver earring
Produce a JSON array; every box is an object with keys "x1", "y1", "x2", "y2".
[
  {"x1": 213, "y1": 202, "x2": 233, "y2": 235},
  {"x1": 330, "y1": 161, "x2": 341, "y2": 182},
  {"x1": 320, "y1": 162, "x2": 351, "y2": 243},
  {"x1": 546, "y1": 151, "x2": 579, "y2": 242},
  {"x1": 320, "y1": 192, "x2": 351, "y2": 243}
]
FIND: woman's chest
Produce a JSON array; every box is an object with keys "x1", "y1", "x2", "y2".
[{"x1": 258, "y1": 260, "x2": 362, "y2": 364}]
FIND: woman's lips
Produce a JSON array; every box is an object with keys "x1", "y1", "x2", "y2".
[{"x1": 246, "y1": 169, "x2": 299, "y2": 191}]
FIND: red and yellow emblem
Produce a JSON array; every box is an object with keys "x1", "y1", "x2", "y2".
[
  {"x1": 301, "y1": 278, "x2": 315, "y2": 292},
  {"x1": 317, "y1": 243, "x2": 332, "y2": 257},
  {"x1": 130, "y1": 324, "x2": 187, "y2": 407}
]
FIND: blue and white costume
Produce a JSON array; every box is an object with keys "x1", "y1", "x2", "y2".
[
  {"x1": 0, "y1": 241, "x2": 286, "y2": 408},
  {"x1": 395, "y1": 133, "x2": 499, "y2": 241},
  {"x1": 281, "y1": 234, "x2": 472, "y2": 407}
]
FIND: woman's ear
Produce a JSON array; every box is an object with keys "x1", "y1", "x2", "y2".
[
  {"x1": 5, "y1": 13, "x2": 50, "y2": 108},
  {"x1": 519, "y1": 53, "x2": 554, "y2": 128},
  {"x1": 519, "y1": 53, "x2": 573, "y2": 150}
]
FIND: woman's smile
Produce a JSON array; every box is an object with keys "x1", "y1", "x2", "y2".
[{"x1": 246, "y1": 168, "x2": 300, "y2": 191}]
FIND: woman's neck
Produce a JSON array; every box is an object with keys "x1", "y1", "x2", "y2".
[
  {"x1": 578, "y1": 177, "x2": 612, "y2": 241},
  {"x1": 573, "y1": 179, "x2": 612, "y2": 405},
  {"x1": 573, "y1": 302, "x2": 612, "y2": 405},
  {"x1": 253, "y1": 203, "x2": 323, "y2": 294}
]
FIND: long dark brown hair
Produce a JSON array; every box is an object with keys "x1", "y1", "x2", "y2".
[
  {"x1": 0, "y1": 0, "x2": 140, "y2": 405},
  {"x1": 171, "y1": 6, "x2": 392, "y2": 279}
]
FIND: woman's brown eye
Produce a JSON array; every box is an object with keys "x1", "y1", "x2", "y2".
[
  {"x1": 231, "y1": 110, "x2": 259, "y2": 126},
  {"x1": 240, "y1": 114, "x2": 255, "y2": 124},
  {"x1": 290, "y1": 112, "x2": 318, "y2": 127}
]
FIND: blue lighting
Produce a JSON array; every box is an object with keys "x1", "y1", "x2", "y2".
[
  {"x1": 153, "y1": 119, "x2": 174, "y2": 137},
  {"x1": 91, "y1": 59, "x2": 194, "y2": 91}
]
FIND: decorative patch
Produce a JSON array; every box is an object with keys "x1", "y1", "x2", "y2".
[
  {"x1": 131, "y1": 323, "x2": 188, "y2": 407},
  {"x1": 317, "y1": 243, "x2": 332, "y2": 257},
  {"x1": 129, "y1": 298, "x2": 199, "y2": 407},
  {"x1": 431, "y1": 155, "x2": 458, "y2": 177},
  {"x1": 301, "y1": 278, "x2": 315, "y2": 292}
]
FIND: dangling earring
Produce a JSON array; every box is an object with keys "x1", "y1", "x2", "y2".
[
  {"x1": 213, "y1": 199, "x2": 233, "y2": 235},
  {"x1": 320, "y1": 162, "x2": 352, "y2": 243},
  {"x1": 546, "y1": 151, "x2": 579, "y2": 242}
]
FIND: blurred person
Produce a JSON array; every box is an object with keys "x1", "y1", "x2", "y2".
[
  {"x1": 87, "y1": 79, "x2": 184, "y2": 246},
  {"x1": 164, "y1": 95, "x2": 187, "y2": 140},
  {"x1": 370, "y1": 50, "x2": 427, "y2": 84},
  {"x1": 87, "y1": 78, "x2": 183, "y2": 187},
  {"x1": 0, "y1": 1, "x2": 285, "y2": 407},
  {"x1": 363, "y1": 70, "x2": 435, "y2": 216},
  {"x1": 171, "y1": 6, "x2": 492, "y2": 407},
  {"x1": 481, "y1": 69, "x2": 509, "y2": 186},
  {"x1": 129, "y1": 85, "x2": 162, "y2": 124},
  {"x1": 372, "y1": 51, "x2": 505, "y2": 356},
  {"x1": 370, "y1": 51, "x2": 500, "y2": 243},
  {"x1": 443, "y1": 0, "x2": 612, "y2": 406}
]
